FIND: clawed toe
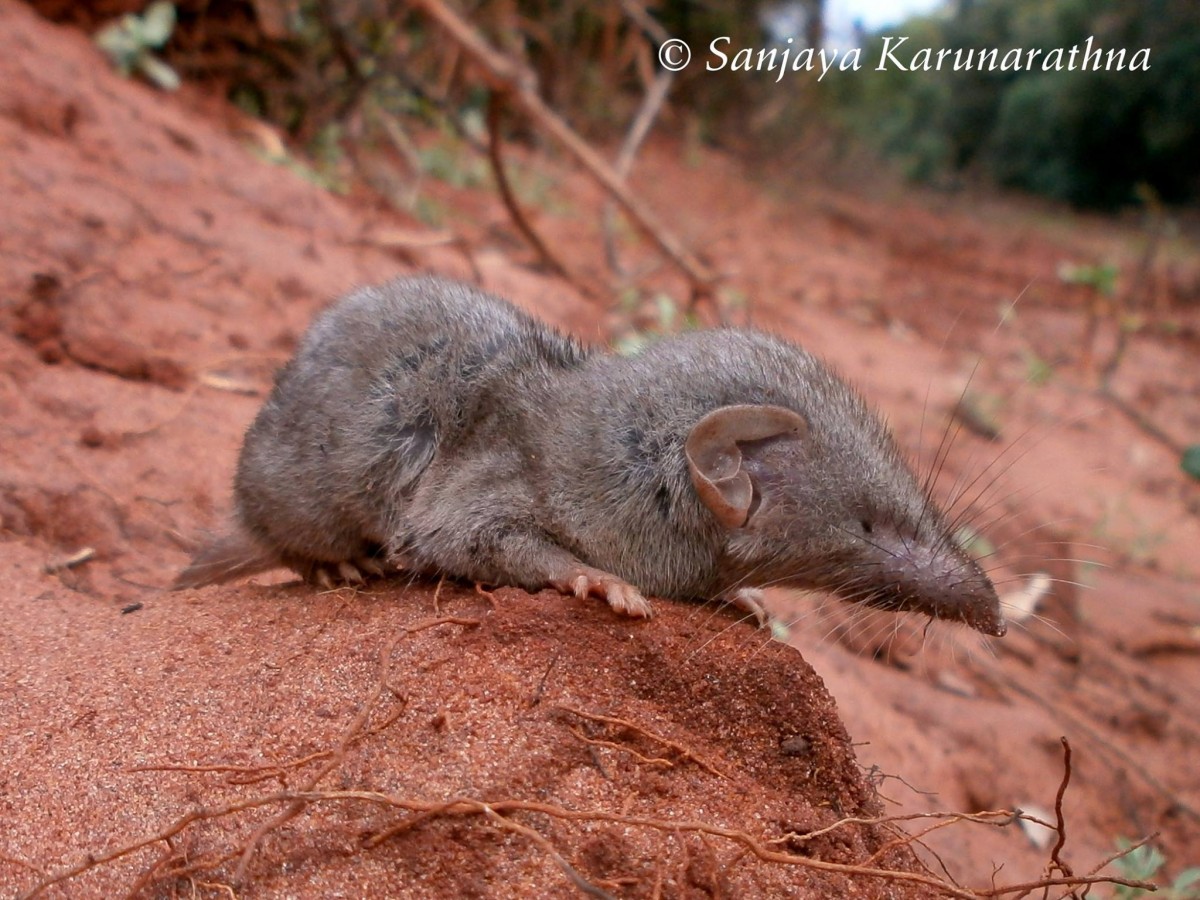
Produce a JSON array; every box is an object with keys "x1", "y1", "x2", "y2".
[
  {"x1": 301, "y1": 556, "x2": 389, "y2": 590},
  {"x1": 608, "y1": 582, "x2": 653, "y2": 618},
  {"x1": 721, "y1": 587, "x2": 771, "y2": 627},
  {"x1": 569, "y1": 574, "x2": 591, "y2": 601},
  {"x1": 555, "y1": 567, "x2": 653, "y2": 619},
  {"x1": 338, "y1": 561, "x2": 365, "y2": 585},
  {"x1": 356, "y1": 556, "x2": 387, "y2": 577}
]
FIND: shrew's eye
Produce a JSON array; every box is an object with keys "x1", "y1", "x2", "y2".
[{"x1": 860, "y1": 519, "x2": 873, "y2": 534}]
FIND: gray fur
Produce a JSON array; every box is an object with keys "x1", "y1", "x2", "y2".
[{"x1": 175, "y1": 275, "x2": 1005, "y2": 637}]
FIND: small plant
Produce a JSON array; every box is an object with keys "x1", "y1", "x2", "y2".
[
  {"x1": 509, "y1": 165, "x2": 569, "y2": 216},
  {"x1": 94, "y1": 1, "x2": 180, "y2": 91},
  {"x1": 951, "y1": 391, "x2": 1004, "y2": 441},
  {"x1": 1058, "y1": 259, "x2": 1136, "y2": 380},
  {"x1": 614, "y1": 291, "x2": 699, "y2": 356},
  {"x1": 996, "y1": 299, "x2": 1018, "y2": 326},
  {"x1": 1091, "y1": 496, "x2": 1169, "y2": 566},
  {"x1": 953, "y1": 525, "x2": 996, "y2": 561},
  {"x1": 718, "y1": 286, "x2": 749, "y2": 313},
  {"x1": 419, "y1": 143, "x2": 487, "y2": 188},
  {"x1": 1021, "y1": 349, "x2": 1054, "y2": 386},
  {"x1": 1181, "y1": 445, "x2": 1200, "y2": 482},
  {"x1": 1112, "y1": 840, "x2": 1200, "y2": 899},
  {"x1": 243, "y1": 124, "x2": 348, "y2": 195},
  {"x1": 1058, "y1": 261, "x2": 1119, "y2": 297},
  {"x1": 418, "y1": 131, "x2": 488, "y2": 190}
]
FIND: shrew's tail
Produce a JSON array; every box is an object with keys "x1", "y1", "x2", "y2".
[{"x1": 172, "y1": 521, "x2": 278, "y2": 589}]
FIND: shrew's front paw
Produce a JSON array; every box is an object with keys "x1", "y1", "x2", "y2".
[
  {"x1": 717, "y1": 587, "x2": 771, "y2": 627},
  {"x1": 552, "y1": 566, "x2": 653, "y2": 619}
]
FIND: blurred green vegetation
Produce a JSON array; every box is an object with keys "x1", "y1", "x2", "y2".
[
  {"x1": 61, "y1": 0, "x2": 1199, "y2": 211},
  {"x1": 828, "y1": 0, "x2": 1200, "y2": 209},
  {"x1": 93, "y1": 0, "x2": 180, "y2": 90}
]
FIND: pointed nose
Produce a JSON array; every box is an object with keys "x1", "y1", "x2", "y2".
[
  {"x1": 862, "y1": 536, "x2": 1006, "y2": 637},
  {"x1": 975, "y1": 608, "x2": 1007, "y2": 637}
]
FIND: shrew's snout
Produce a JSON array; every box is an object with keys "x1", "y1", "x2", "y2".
[{"x1": 845, "y1": 533, "x2": 1007, "y2": 637}]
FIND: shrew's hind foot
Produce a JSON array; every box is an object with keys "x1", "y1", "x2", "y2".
[
  {"x1": 552, "y1": 565, "x2": 653, "y2": 619},
  {"x1": 292, "y1": 556, "x2": 393, "y2": 589}
]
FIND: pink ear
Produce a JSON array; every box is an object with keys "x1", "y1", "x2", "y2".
[{"x1": 685, "y1": 405, "x2": 807, "y2": 528}]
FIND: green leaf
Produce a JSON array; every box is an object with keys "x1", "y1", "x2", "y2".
[
  {"x1": 1056, "y1": 261, "x2": 1119, "y2": 296},
  {"x1": 1172, "y1": 867, "x2": 1200, "y2": 896},
  {"x1": 140, "y1": 2, "x2": 177, "y2": 47},
  {"x1": 653, "y1": 293, "x2": 677, "y2": 330},
  {"x1": 614, "y1": 333, "x2": 649, "y2": 357},
  {"x1": 1114, "y1": 841, "x2": 1165, "y2": 881},
  {"x1": 1022, "y1": 349, "x2": 1053, "y2": 386},
  {"x1": 954, "y1": 525, "x2": 995, "y2": 561},
  {"x1": 94, "y1": 22, "x2": 140, "y2": 71},
  {"x1": 137, "y1": 54, "x2": 180, "y2": 91},
  {"x1": 1182, "y1": 445, "x2": 1200, "y2": 481},
  {"x1": 616, "y1": 286, "x2": 641, "y2": 313}
]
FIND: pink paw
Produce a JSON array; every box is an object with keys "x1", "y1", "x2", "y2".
[
  {"x1": 719, "y1": 587, "x2": 771, "y2": 627},
  {"x1": 553, "y1": 567, "x2": 653, "y2": 619},
  {"x1": 303, "y1": 556, "x2": 389, "y2": 589}
]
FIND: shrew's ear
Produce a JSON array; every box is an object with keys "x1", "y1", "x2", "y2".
[{"x1": 685, "y1": 405, "x2": 807, "y2": 528}]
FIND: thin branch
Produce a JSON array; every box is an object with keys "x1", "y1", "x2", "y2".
[
  {"x1": 18, "y1": 790, "x2": 1157, "y2": 899},
  {"x1": 230, "y1": 615, "x2": 480, "y2": 884},
  {"x1": 1046, "y1": 737, "x2": 1074, "y2": 879},
  {"x1": 985, "y1": 663, "x2": 1200, "y2": 826},
  {"x1": 408, "y1": 0, "x2": 715, "y2": 299},
  {"x1": 602, "y1": 0, "x2": 675, "y2": 278},
  {"x1": 485, "y1": 91, "x2": 576, "y2": 283},
  {"x1": 481, "y1": 805, "x2": 617, "y2": 899},
  {"x1": 555, "y1": 704, "x2": 729, "y2": 778}
]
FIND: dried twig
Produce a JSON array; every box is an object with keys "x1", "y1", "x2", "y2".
[
  {"x1": 1046, "y1": 737, "x2": 1074, "y2": 880},
  {"x1": 229, "y1": 615, "x2": 480, "y2": 884},
  {"x1": 1097, "y1": 385, "x2": 1184, "y2": 456},
  {"x1": 43, "y1": 547, "x2": 96, "y2": 574},
  {"x1": 484, "y1": 91, "x2": 576, "y2": 284},
  {"x1": 481, "y1": 805, "x2": 617, "y2": 899},
  {"x1": 555, "y1": 704, "x2": 729, "y2": 779},
  {"x1": 1099, "y1": 199, "x2": 1167, "y2": 388},
  {"x1": 984, "y1": 663, "x2": 1200, "y2": 826},
  {"x1": 0, "y1": 854, "x2": 45, "y2": 877},
  {"x1": 130, "y1": 700, "x2": 408, "y2": 786},
  {"x1": 602, "y1": 0, "x2": 675, "y2": 279},
  {"x1": 408, "y1": 0, "x2": 715, "y2": 299},
  {"x1": 530, "y1": 652, "x2": 558, "y2": 707},
  {"x1": 17, "y1": 790, "x2": 1157, "y2": 899},
  {"x1": 566, "y1": 725, "x2": 675, "y2": 768}
]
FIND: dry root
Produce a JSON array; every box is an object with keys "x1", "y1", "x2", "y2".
[{"x1": 12, "y1": 619, "x2": 1158, "y2": 900}]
